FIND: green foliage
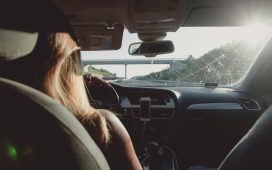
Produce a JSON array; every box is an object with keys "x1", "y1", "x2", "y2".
[
  {"x1": 86, "y1": 66, "x2": 116, "y2": 78},
  {"x1": 136, "y1": 41, "x2": 260, "y2": 86}
]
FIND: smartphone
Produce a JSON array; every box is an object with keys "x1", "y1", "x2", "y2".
[{"x1": 140, "y1": 97, "x2": 151, "y2": 121}]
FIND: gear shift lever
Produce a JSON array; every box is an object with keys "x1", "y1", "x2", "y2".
[{"x1": 140, "y1": 141, "x2": 178, "y2": 170}]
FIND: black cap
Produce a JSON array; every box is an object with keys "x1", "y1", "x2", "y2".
[{"x1": 0, "y1": 0, "x2": 77, "y2": 61}]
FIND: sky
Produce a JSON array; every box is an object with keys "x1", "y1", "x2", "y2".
[{"x1": 81, "y1": 27, "x2": 270, "y2": 79}]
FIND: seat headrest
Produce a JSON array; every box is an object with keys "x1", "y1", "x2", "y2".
[
  {"x1": 0, "y1": 29, "x2": 38, "y2": 61},
  {"x1": 0, "y1": 77, "x2": 110, "y2": 170},
  {"x1": 0, "y1": 0, "x2": 77, "y2": 62}
]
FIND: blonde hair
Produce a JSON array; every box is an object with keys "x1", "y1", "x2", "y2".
[{"x1": 41, "y1": 33, "x2": 110, "y2": 146}]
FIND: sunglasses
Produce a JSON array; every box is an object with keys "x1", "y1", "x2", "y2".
[{"x1": 71, "y1": 50, "x2": 83, "y2": 75}]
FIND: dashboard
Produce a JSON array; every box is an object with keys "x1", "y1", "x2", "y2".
[
  {"x1": 89, "y1": 83, "x2": 267, "y2": 168},
  {"x1": 111, "y1": 84, "x2": 266, "y2": 120},
  {"x1": 109, "y1": 84, "x2": 267, "y2": 168}
]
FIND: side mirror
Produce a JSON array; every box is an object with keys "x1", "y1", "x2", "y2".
[{"x1": 128, "y1": 40, "x2": 174, "y2": 57}]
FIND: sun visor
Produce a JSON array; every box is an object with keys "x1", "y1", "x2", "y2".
[{"x1": 73, "y1": 24, "x2": 124, "y2": 51}]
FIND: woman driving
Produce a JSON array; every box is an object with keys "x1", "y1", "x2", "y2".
[
  {"x1": 0, "y1": 31, "x2": 142, "y2": 170},
  {"x1": 40, "y1": 32, "x2": 142, "y2": 170}
]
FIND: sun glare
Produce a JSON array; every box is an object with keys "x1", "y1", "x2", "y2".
[
  {"x1": 242, "y1": 19, "x2": 271, "y2": 47},
  {"x1": 82, "y1": 26, "x2": 271, "y2": 79},
  {"x1": 245, "y1": 17, "x2": 270, "y2": 27}
]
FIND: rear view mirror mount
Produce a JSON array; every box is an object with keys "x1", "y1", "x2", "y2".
[{"x1": 128, "y1": 40, "x2": 174, "y2": 57}]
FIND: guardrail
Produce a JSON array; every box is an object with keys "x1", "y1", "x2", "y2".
[
  {"x1": 82, "y1": 58, "x2": 185, "y2": 78},
  {"x1": 82, "y1": 58, "x2": 185, "y2": 65}
]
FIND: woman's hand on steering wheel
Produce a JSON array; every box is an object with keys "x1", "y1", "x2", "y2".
[{"x1": 84, "y1": 74, "x2": 120, "y2": 111}]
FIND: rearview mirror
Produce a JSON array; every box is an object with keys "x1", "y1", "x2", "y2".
[{"x1": 128, "y1": 40, "x2": 174, "y2": 57}]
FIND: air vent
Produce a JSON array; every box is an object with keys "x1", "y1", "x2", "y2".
[
  {"x1": 165, "y1": 96, "x2": 170, "y2": 103},
  {"x1": 237, "y1": 98, "x2": 261, "y2": 110},
  {"x1": 128, "y1": 96, "x2": 166, "y2": 105},
  {"x1": 132, "y1": 108, "x2": 174, "y2": 119}
]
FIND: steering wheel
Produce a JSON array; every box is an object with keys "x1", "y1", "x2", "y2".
[{"x1": 84, "y1": 75, "x2": 120, "y2": 111}]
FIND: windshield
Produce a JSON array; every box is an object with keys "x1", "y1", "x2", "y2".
[{"x1": 81, "y1": 27, "x2": 271, "y2": 87}]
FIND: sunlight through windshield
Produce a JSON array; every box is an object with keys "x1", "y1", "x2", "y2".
[{"x1": 81, "y1": 27, "x2": 271, "y2": 87}]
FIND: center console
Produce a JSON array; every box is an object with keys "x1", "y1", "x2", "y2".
[
  {"x1": 117, "y1": 88, "x2": 179, "y2": 169},
  {"x1": 120, "y1": 91, "x2": 176, "y2": 120},
  {"x1": 136, "y1": 94, "x2": 178, "y2": 169}
]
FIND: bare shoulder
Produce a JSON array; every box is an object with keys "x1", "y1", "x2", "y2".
[
  {"x1": 97, "y1": 109, "x2": 123, "y2": 129},
  {"x1": 98, "y1": 110, "x2": 142, "y2": 170},
  {"x1": 97, "y1": 109, "x2": 131, "y2": 143},
  {"x1": 97, "y1": 109, "x2": 120, "y2": 125}
]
